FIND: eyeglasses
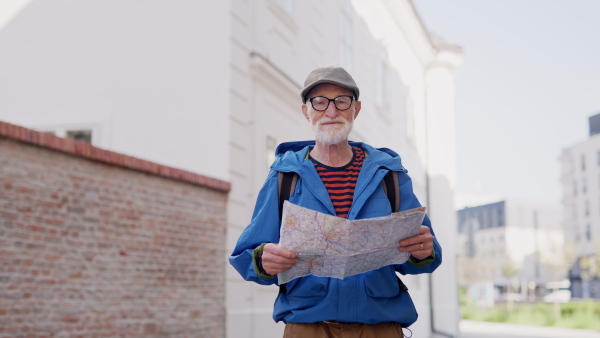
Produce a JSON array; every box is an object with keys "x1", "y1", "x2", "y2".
[{"x1": 308, "y1": 95, "x2": 355, "y2": 111}]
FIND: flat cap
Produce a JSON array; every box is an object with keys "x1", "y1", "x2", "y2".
[{"x1": 300, "y1": 66, "x2": 359, "y2": 103}]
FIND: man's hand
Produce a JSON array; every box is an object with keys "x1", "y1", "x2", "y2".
[
  {"x1": 262, "y1": 243, "x2": 299, "y2": 275},
  {"x1": 398, "y1": 226, "x2": 434, "y2": 260}
]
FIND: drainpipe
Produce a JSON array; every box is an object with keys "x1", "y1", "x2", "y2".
[
  {"x1": 424, "y1": 65, "x2": 455, "y2": 338},
  {"x1": 425, "y1": 173, "x2": 455, "y2": 338}
]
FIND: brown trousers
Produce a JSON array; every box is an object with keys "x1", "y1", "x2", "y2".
[{"x1": 283, "y1": 322, "x2": 408, "y2": 338}]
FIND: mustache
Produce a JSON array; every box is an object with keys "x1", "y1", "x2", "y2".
[{"x1": 317, "y1": 118, "x2": 348, "y2": 126}]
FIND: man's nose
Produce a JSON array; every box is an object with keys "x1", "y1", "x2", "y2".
[{"x1": 323, "y1": 101, "x2": 340, "y2": 118}]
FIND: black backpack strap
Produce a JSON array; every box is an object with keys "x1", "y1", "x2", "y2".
[
  {"x1": 277, "y1": 171, "x2": 299, "y2": 221},
  {"x1": 277, "y1": 171, "x2": 298, "y2": 294},
  {"x1": 384, "y1": 170, "x2": 407, "y2": 294},
  {"x1": 382, "y1": 170, "x2": 400, "y2": 212}
]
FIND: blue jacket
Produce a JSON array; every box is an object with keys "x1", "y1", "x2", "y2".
[{"x1": 229, "y1": 141, "x2": 442, "y2": 326}]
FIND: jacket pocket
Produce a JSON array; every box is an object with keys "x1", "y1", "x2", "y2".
[
  {"x1": 284, "y1": 275, "x2": 329, "y2": 299},
  {"x1": 363, "y1": 266, "x2": 401, "y2": 298}
]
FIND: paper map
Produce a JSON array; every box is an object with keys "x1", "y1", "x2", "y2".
[{"x1": 277, "y1": 201, "x2": 426, "y2": 284}]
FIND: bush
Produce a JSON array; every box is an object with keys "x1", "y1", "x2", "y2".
[{"x1": 460, "y1": 300, "x2": 600, "y2": 331}]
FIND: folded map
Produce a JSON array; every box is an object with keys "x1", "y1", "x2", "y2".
[{"x1": 277, "y1": 201, "x2": 426, "y2": 284}]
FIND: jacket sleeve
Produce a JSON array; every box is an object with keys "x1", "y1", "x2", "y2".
[
  {"x1": 394, "y1": 171, "x2": 442, "y2": 275},
  {"x1": 228, "y1": 170, "x2": 282, "y2": 285}
]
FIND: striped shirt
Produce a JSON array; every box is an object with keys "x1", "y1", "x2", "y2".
[{"x1": 310, "y1": 146, "x2": 365, "y2": 218}]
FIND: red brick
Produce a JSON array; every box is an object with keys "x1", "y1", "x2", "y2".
[
  {"x1": 61, "y1": 316, "x2": 79, "y2": 323},
  {"x1": 27, "y1": 225, "x2": 46, "y2": 232},
  {"x1": 43, "y1": 235, "x2": 61, "y2": 242},
  {"x1": 0, "y1": 211, "x2": 18, "y2": 219},
  {"x1": 25, "y1": 243, "x2": 45, "y2": 250},
  {"x1": 44, "y1": 253, "x2": 60, "y2": 260},
  {"x1": 143, "y1": 323, "x2": 156, "y2": 334},
  {"x1": 69, "y1": 272, "x2": 82, "y2": 278},
  {"x1": 16, "y1": 186, "x2": 35, "y2": 194}
]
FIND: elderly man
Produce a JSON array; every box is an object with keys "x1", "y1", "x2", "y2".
[{"x1": 229, "y1": 66, "x2": 441, "y2": 338}]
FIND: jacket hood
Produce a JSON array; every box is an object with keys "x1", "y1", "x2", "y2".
[{"x1": 272, "y1": 140, "x2": 405, "y2": 173}]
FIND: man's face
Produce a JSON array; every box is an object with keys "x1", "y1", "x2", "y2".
[{"x1": 302, "y1": 83, "x2": 361, "y2": 146}]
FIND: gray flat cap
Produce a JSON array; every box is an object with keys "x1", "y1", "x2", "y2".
[{"x1": 300, "y1": 66, "x2": 360, "y2": 103}]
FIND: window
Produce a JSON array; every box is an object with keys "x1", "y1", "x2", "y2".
[
  {"x1": 458, "y1": 214, "x2": 466, "y2": 233},
  {"x1": 585, "y1": 200, "x2": 590, "y2": 217},
  {"x1": 38, "y1": 127, "x2": 94, "y2": 144},
  {"x1": 582, "y1": 155, "x2": 586, "y2": 171},
  {"x1": 375, "y1": 53, "x2": 391, "y2": 109},
  {"x1": 406, "y1": 98, "x2": 416, "y2": 144},
  {"x1": 497, "y1": 208, "x2": 504, "y2": 227},
  {"x1": 597, "y1": 150, "x2": 600, "y2": 165},
  {"x1": 573, "y1": 181, "x2": 578, "y2": 196},
  {"x1": 477, "y1": 212, "x2": 487, "y2": 229},
  {"x1": 339, "y1": 0, "x2": 353, "y2": 72},
  {"x1": 266, "y1": 136, "x2": 277, "y2": 171},
  {"x1": 66, "y1": 130, "x2": 92, "y2": 144},
  {"x1": 586, "y1": 224, "x2": 591, "y2": 241},
  {"x1": 583, "y1": 178, "x2": 588, "y2": 194},
  {"x1": 277, "y1": 0, "x2": 294, "y2": 14},
  {"x1": 268, "y1": 0, "x2": 297, "y2": 32}
]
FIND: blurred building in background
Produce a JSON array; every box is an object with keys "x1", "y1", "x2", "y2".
[
  {"x1": 559, "y1": 112, "x2": 600, "y2": 300},
  {"x1": 457, "y1": 200, "x2": 565, "y2": 302},
  {"x1": 0, "y1": 0, "x2": 462, "y2": 337}
]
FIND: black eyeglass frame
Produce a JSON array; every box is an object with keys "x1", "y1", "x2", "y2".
[{"x1": 307, "y1": 95, "x2": 355, "y2": 112}]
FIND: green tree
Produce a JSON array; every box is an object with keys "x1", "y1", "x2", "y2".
[
  {"x1": 501, "y1": 259, "x2": 522, "y2": 313},
  {"x1": 537, "y1": 240, "x2": 577, "y2": 321}
]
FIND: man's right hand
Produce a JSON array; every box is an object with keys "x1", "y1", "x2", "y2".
[{"x1": 261, "y1": 243, "x2": 299, "y2": 275}]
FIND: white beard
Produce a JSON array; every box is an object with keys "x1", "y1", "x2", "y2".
[{"x1": 313, "y1": 117, "x2": 354, "y2": 145}]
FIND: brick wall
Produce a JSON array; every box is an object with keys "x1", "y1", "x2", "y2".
[{"x1": 0, "y1": 122, "x2": 229, "y2": 337}]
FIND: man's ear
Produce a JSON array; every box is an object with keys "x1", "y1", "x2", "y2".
[
  {"x1": 302, "y1": 104, "x2": 310, "y2": 121},
  {"x1": 354, "y1": 101, "x2": 362, "y2": 119}
]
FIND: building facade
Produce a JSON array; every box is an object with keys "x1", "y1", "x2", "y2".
[
  {"x1": 0, "y1": 0, "x2": 462, "y2": 336},
  {"x1": 559, "y1": 113, "x2": 600, "y2": 299},
  {"x1": 457, "y1": 200, "x2": 564, "y2": 301}
]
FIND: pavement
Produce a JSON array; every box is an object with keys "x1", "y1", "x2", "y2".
[{"x1": 458, "y1": 320, "x2": 600, "y2": 338}]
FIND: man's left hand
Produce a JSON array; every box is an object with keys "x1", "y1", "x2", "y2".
[{"x1": 398, "y1": 226, "x2": 434, "y2": 260}]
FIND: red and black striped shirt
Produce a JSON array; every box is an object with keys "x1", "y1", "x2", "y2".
[{"x1": 310, "y1": 146, "x2": 365, "y2": 218}]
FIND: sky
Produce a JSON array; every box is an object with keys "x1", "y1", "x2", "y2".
[{"x1": 412, "y1": 0, "x2": 600, "y2": 208}]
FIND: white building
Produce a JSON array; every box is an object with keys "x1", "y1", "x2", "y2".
[
  {"x1": 559, "y1": 113, "x2": 600, "y2": 299},
  {"x1": 0, "y1": 0, "x2": 462, "y2": 336},
  {"x1": 457, "y1": 200, "x2": 565, "y2": 301}
]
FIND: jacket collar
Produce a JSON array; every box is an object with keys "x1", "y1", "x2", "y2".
[{"x1": 272, "y1": 140, "x2": 405, "y2": 173}]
